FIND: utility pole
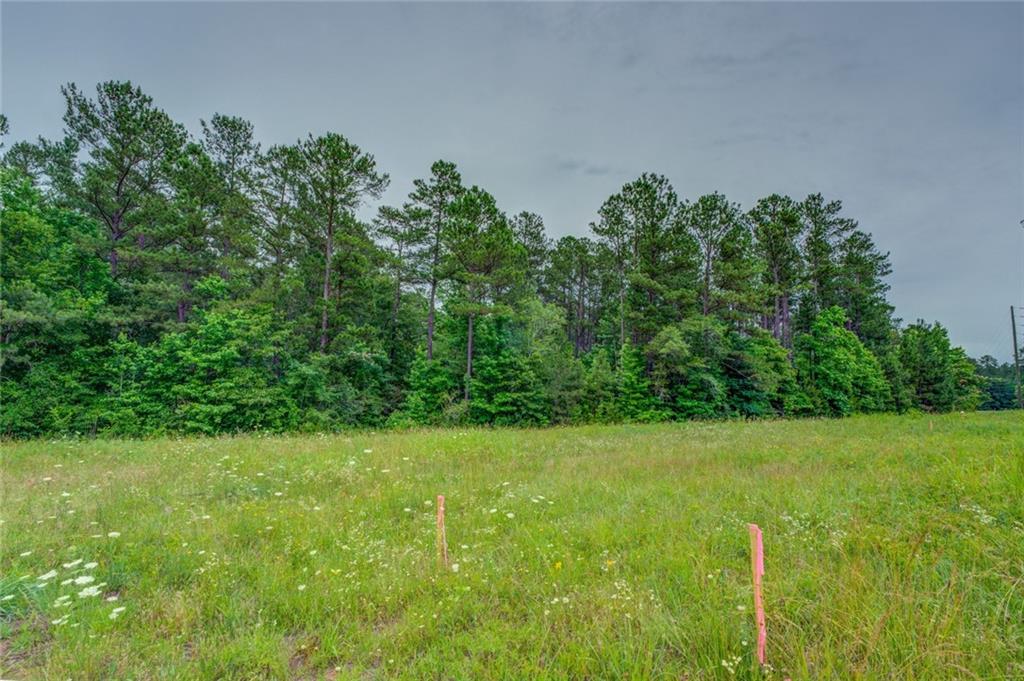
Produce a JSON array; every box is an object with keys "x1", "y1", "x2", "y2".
[{"x1": 1013, "y1": 306, "x2": 1023, "y2": 410}]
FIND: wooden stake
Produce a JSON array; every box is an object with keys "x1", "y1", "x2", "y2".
[
  {"x1": 436, "y1": 494, "x2": 448, "y2": 568},
  {"x1": 748, "y1": 523, "x2": 766, "y2": 666}
]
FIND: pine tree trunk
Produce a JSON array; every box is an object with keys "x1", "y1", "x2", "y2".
[
  {"x1": 320, "y1": 216, "x2": 334, "y2": 352},
  {"x1": 464, "y1": 313, "x2": 474, "y2": 401},
  {"x1": 427, "y1": 277, "x2": 437, "y2": 360},
  {"x1": 703, "y1": 254, "x2": 712, "y2": 316},
  {"x1": 177, "y1": 278, "x2": 193, "y2": 323},
  {"x1": 781, "y1": 294, "x2": 791, "y2": 348},
  {"x1": 390, "y1": 245, "x2": 404, "y2": 336},
  {"x1": 618, "y1": 280, "x2": 626, "y2": 348}
]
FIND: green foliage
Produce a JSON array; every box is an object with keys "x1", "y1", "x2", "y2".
[
  {"x1": 899, "y1": 321, "x2": 983, "y2": 412},
  {"x1": 4, "y1": 414, "x2": 1021, "y2": 678},
  {"x1": 972, "y1": 354, "x2": 1020, "y2": 410},
  {"x1": 795, "y1": 307, "x2": 892, "y2": 416},
  {"x1": 647, "y1": 321, "x2": 726, "y2": 418},
  {"x1": 389, "y1": 351, "x2": 456, "y2": 427},
  {"x1": 581, "y1": 349, "x2": 619, "y2": 422},
  {"x1": 461, "y1": 316, "x2": 547, "y2": 426},
  {"x1": 616, "y1": 342, "x2": 667, "y2": 422},
  {"x1": 102, "y1": 309, "x2": 304, "y2": 435},
  {"x1": 727, "y1": 329, "x2": 814, "y2": 417},
  {"x1": 0, "y1": 80, "x2": 988, "y2": 436}
]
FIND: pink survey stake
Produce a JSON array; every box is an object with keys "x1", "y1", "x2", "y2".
[
  {"x1": 436, "y1": 494, "x2": 448, "y2": 568},
  {"x1": 748, "y1": 523, "x2": 766, "y2": 665}
]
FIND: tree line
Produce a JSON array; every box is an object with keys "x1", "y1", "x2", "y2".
[{"x1": 0, "y1": 81, "x2": 997, "y2": 437}]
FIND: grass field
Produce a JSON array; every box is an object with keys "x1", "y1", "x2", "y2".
[{"x1": 1, "y1": 413, "x2": 1022, "y2": 680}]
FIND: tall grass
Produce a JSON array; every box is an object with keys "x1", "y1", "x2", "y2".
[{"x1": 2, "y1": 412, "x2": 1021, "y2": 679}]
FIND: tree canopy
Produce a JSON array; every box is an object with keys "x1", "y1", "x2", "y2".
[{"x1": 0, "y1": 80, "x2": 996, "y2": 437}]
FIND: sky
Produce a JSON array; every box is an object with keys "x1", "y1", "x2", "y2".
[{"x1": 3, "y1": 1, "x2": 1022, "y2": 360}]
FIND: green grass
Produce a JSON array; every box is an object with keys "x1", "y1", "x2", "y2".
[{"x1": 1, "y1": 412, "x2": 1022, "y2": 680}]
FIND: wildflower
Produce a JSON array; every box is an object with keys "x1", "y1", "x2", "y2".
[
  {"x1": 297, "y1": 584, "x2": 306, "y2": 591},
  {"x1": 1, "y1": 595, "x2": 13, "y2": 602},
  {"x1": 72, "y1": 575, "x2": 95, "y2": 585},
  {"x1": 107, "y1": 532, "x2": 121, "y2": 538},
  {"x1": 105, "y1": 595, "x2": 119, "y2": 602},
  {"x1": 84, "y1": 562, "x2": 98, "y2": 569},
  {"x1": 451, "y1": 563, "x2": 460, "y2": 573},
  {"x1": 78, "y1": 585, "x2": 102, "y2": 598},
  {"x1": 19, "y1": 551, "x2": 32, "y2": 557},
  {"x1": 506, "y1": 512, "x2": 515, "y2": 519},
  {"x1": 38, "y1": 570, "x2": 58, "y2": 581},
  {"x1": 363, "y1": 449, "x2": 372, "y2": 454},
  {"x1": 62, "y1": 559, "x2": 83, "y2": 569},
  {"x1": 109, "y1": 607, "x2": 126, "y2": 620},
  {"x1": 554, "y1": 561, "x2": 562, "y2": 570}
]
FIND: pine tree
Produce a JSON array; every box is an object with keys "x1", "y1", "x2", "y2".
[
  {"x1": 442, "y1": 187, "x2": 525, "y2": 400},
  {"x1": 49, "y1": 81, "x2": 187, "y2": 281},
  {"x1": 750, "y1": 194, "x2": 804, "y2": 348},
  {"x1": 290, "y1": 132, "x2": 388, "y2": 351},
  {"x1": 408, "y1": 161, "x2": 464, "y2": 360},
  {"x1": 616, "y1": 342, "x2": 665, "y2": 422},
  {"x1": 794, "y1": 306, "x2": 892, "y2": 416}
]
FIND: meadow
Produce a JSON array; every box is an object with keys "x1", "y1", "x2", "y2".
[{"x1": 1, "y1": 412, "x2": 1021, "y2": 680}]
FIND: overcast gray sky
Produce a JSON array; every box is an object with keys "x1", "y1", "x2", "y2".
[{"x1": 3, "y1": 1, "x2": 1022, "y2": 359}]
